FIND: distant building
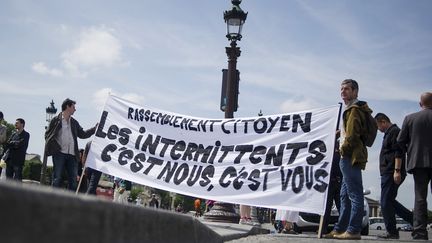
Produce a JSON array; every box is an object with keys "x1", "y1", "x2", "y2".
[
  {"x1": 25, "y1": 153, "x2": 41, "y2": 163},
  {"x1": 366, "y1": 197, "x2": 380, "y2": 217}
]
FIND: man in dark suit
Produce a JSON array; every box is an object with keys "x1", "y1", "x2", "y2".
[
  {"x1": 5, "y1": 118, "x2": 30, "y2": 181},
  {"x1": 397, "y1": 92, "x2": 432, "y2": 240}
]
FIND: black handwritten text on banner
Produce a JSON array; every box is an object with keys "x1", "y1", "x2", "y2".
[{"x1": 86, "y1": 95, "x2": 339, "y2": 215}]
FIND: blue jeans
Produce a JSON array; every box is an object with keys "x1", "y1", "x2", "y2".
[
  {"x1": 334, "y1": 157, "x2": 364, "y2": 234},
  {"x1": 52, "y1": 153, "x2": 78, "y2": 190},
  {"x1": 381, "y1": 173, "x2": 413, "y2": 235},
  {"x1": 86, "y1": 168, "x2": 102, "y2": 195}
]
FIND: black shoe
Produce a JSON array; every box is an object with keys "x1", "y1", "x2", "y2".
[
  {"x1": 412, "y1": 234, "x2": 428, "y2": 240},
  {"x1": 377, "y1": 232, "x2": 399, "y2": 239}
]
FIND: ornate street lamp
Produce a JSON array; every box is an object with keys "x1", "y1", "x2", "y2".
[
  {"x1": 45, "y1": 100, "x2": 57, "y2": 129},
  {"x1": 204, "y1": 0, "x2": 247, "y2": 224},
  {"x1": 40, "y1": 100, "x2": 57, "y2": 184},
  {"x1": 224, "y1": 0, "x2": 247, "y2": 42},
  {"x1": 223, "y1": 0, "x2": 247, "y2": 119}
]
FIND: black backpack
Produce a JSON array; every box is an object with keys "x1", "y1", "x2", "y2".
[{"x1": 361, "y1": 110, "x2": 378, "y2": 147}]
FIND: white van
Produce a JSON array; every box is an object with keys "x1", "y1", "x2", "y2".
[
  {"x1": 369, "y1": 217, "x2": 385, "y2": 230},
  {"x1": 369, "y1": 217, "x2": 410, "y2": 231}
]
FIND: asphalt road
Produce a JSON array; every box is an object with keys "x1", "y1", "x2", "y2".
[{"x1": 227, "y1": 228, "x2": 430, "y2": 243}]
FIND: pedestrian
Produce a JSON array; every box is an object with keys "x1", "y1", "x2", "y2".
[
  {"x1": 275, "y1": 210, "x2": 299, "y2": 234},
  {"x1": 375, "y1": 112, "x2": 413, "y2": 239},
  {"x1": 397, "y1": 92, "x2": 432, "y2": 240},
  {"x1": 176, "y1": 203, "x2": 183, "y2": 213},
  {"x1": 325, "y1": 79, "x2": 372, "y2": 240},
  {"x1": 205, "y1": 199, "x2": 215, "y2": 212},
  {"x1": 194, "y1": 198, "x2": 201, "y2": 217},
  {"x1": 0, "y1": 111, "x2": 8, "y2": 177},
  {"x1": 45, "y1": 98, "x2": 97, "y2": 191},
  {"x1": 239, "y1": 205, "x2": 252, "y2": 225},
  {"x1": 83, "y1": 141, "x2": 102, "y2": 195},
  {"x1": 76, "y1": 148, "x2": 88, "y2": 193},
  {"x1": 149, "y1": 193, "x2": 159, "y2": 209},
  {"x1": 4, "y1": 118, "x2": 30, "y2": 181},
  {"x1": 113, "y1": 178, "x2": 132, "y2": 204}
]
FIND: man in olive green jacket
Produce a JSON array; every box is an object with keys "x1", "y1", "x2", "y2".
[{"x1": 325, "y1": 79, "x2": 371, "y2": 240}]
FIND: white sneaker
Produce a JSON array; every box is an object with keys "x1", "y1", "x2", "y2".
[
  {"x1": 239, "y1": 218, "x2": 247, "y2": 225},
  {"x1": 252, "y1": 221, "x2": 261, "y2": 226}
]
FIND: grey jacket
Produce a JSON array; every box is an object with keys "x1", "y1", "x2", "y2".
[
  {"x1": 397, "y1": 108, "x2": 432, "y2": 173},
  {"x1": 45, "y1": 113, "x2": 96, "y2": 162}
]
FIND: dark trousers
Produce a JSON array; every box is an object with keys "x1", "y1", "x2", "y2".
[
  {"x1": 322, "y1": 177, "x2": 341, "y2": 233},
  {"x1": 52, "y1": 153, "x2": 78, "y2": 190},
  {"x1": 380, "y1": 173, "x2": 413, "y2": 235},
  {"x1": 86, "y1": 168, "x2": 102, "y2": 195},
  {"x1": 412, "y1": 168, "x2": 432, "y2": 239},
  {"x1": 6, "y1": 163, "x2": 23, "y2": 181}
]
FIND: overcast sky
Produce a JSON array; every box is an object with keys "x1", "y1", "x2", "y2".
[{"x1": 1, "y1": 0, "x2": 431, "y2": 210}]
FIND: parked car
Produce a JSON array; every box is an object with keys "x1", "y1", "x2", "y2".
[
  {"x1": 396, "y1": 218, "x2": 410, "y2": 231},
  {"x1": 369, "y1": 217, "x2": 385, "y2": 230},
  {"x1": 295, "y1": 189, "x2": 371, "y2": 235},
  {"x1": 369, "y1": 217, "x2": 410, "y2": 231},
  {"x1": 401, "y1": 224, "x2": 413, "y2": 231}
]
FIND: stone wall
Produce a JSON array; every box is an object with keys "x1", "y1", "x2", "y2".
[{"x1": 0, "y1": 181, "x2": 222, "y2": 243}]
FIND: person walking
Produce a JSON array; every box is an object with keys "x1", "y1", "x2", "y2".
[
  {"x1": 375, "y1": 113, "x2": 413, "y2": 239},
  {"x1": 0, "y1": 111, "x2": 8, "y2": 177},
  {"x1": 45, "y1": 98, "x2": 97, "y2": 190},
  {"x1": 325, "y1": 79, "x2": 372, "y2": 240},
  {"x1": 4, "y1": 118, "x2": 30, "y2": 181},
  {"x1": 149, "y1": 193, "x2": 159, "y2": 209},
  {"x1": 194, "y1": 198, "x2": 201, "y2": 217},
  {"x1": 397, "y1": 92, "x2": 432, "y2": 240}
]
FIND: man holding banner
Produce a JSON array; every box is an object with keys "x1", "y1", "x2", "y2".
[
  {"x1": 325, "y1": 79, "x2": 372, "y2": 240},
  {"x1": 45, "y1": 98, "x2": 97, "y2": 190}
]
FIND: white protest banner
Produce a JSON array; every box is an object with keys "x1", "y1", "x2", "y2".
[{"x1": 86, "y1": 95, "x2": 340, "y2": 215}]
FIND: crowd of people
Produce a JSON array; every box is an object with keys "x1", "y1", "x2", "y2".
[{"x1": 0, "y1": 81, "x2": 431, "y2": 241}]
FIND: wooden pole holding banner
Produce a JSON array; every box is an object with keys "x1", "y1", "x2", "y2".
[
  {"x1": 317, "y1": 102, "x2": 343, "y2": 238},
  {"x1": 75, "y1": 141, "x2": 92, "y2": 195},
  {"x1": 75, "y1": 163, "x2": 87, "y2": 195}
]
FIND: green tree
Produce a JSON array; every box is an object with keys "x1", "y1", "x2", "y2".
[
  {"x1": 1, "y1": 119, "x2": 15, "y2": 154},
  {"x1": 129, "y1": 187, "x2": 144, "y2": 202},
  {"x1": 22, "y1": 156, "x2": 42, "y2": 181},
  {"x1": 0, "y1": 119, "x2": 17, "y2": 139}
]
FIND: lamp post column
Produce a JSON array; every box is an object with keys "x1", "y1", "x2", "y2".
[
  {"x1": 224, "y1": 40, "x2": 241, "y2": 119},
  {"x1": 203, "y1": 0, "x2": 247, "y2": 224},
  {"x1": 40, "y1": 100, "x2": 57, "y2": 185},
  {"x1": 203, "y1": 40, "x2": 242, "y2": 223}
]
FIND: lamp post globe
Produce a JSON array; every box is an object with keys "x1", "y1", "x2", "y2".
[
  {"x1": 45, "y1": 100, "x2": 57, "y2": 129},
  {"x1": 224, "y1": 0, "x2": 248, "y2": 42}
]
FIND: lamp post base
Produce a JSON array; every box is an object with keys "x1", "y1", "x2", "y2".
[{"x1": 203, "y1": 202, "x2": 240, "y2": 223}]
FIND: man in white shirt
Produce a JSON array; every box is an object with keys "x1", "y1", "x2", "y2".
[{"x1": 45, "y1": 98, "x2": 97, "y2": 190}]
